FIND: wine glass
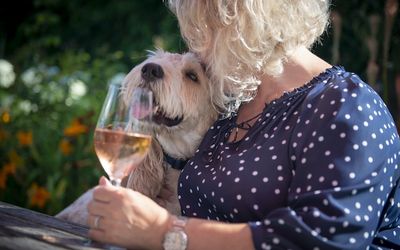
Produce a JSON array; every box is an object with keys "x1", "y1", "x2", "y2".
[{"x1": 94, "y1": 82, "x2": 153, "y2": 187}]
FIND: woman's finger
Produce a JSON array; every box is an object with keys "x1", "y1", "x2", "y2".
[
  {"x1": 87, "y1": 214, "x2": 105, "y2": 230},
  {"x1": 88, "y1": 228, "x2": 106, "y2": 243},
  {"x1": 99, "y1": 176, "x2": 112, "y2": 186},
  {"x1": 92, "y1": 185, "x2": 116, "y2": 203},
  {"x1": 87, "y1": 199, "x2": 113, "y2": 217}
]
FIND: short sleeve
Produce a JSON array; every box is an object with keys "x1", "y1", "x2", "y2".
[{"x1": 248, "y1": 72, "x2": 400, "y2": 249}]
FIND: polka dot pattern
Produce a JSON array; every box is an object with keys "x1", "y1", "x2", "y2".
[{"x1": 178, "y1": 66, "x2": 400, "y2": 249}]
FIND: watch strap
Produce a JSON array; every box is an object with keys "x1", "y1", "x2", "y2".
[{"x1": 171, "y1": 215, "x2": 188, "y2": 230}]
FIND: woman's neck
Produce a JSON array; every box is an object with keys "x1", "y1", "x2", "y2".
[
  {"x1": 256, "y1": 47, "x2": 332, "y2": 105},
  {"x1": 229, "y1": 48, "x2": 330, "y2": 142},
  {"x1": 234, "y1": 47, "x2": 331, "y2": 131}
]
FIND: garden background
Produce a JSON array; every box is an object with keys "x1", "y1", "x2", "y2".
[{"x1": 0, "y1": 0, "x2": 399, "y2": 215}]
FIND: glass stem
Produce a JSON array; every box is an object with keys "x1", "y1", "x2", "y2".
[{"x1": 110, "y1": 178, "x2": 122, "y2": 187}]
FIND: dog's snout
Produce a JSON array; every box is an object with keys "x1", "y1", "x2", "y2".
[{"x1": 141, "y1": 63, "x2": 164, "y2": 81}]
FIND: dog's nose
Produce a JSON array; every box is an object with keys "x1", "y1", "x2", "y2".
[{"x1": 141, "y1": 63, "x2": 164, "y2": 81}]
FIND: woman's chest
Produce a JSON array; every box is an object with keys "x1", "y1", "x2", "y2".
[{"x1": 179, "y1": 128, "x2": 296, "y2": 221}]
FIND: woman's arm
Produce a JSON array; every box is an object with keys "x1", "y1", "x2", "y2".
[
  {"x1": 87, "y1": 177, "x2": 254, "y2": 250},
  {"x1": 184, "y1": 218, "x2": 253, "y2": 250}
]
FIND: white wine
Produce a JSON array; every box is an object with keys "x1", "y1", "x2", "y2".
[{"x1": 94, "y1": 128, "x2": 151, "y2": 180}]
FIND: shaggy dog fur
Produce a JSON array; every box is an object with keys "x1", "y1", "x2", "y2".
[{"x1": 56, "y1": 51, "x2": 217, "y2": 225}]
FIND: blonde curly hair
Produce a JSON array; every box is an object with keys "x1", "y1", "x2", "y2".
[{"x1": 168, "y1": 0, "x2": 330, "y2": 114}]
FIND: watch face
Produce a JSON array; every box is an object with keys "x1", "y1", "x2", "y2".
[{"x1": 163, "y1": 230, "x2": 188, "y2": 250}]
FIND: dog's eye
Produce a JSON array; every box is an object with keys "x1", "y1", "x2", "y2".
[{"x1": 185, "y1": 71, "x2": 199, "y2": 83}]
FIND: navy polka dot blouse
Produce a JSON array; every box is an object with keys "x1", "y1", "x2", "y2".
[{"x1": 178, "y1": 66, "x2": 400, "y2": 249}]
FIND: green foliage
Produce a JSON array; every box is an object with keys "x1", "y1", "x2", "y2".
[
  {"x1": 0, "y1": 0, "x2": 398, "y2": 215},
  {"x1": 0, "y1": 0, "x2": 182, "y2": 214}
]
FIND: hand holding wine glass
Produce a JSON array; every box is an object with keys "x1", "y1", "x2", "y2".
[{"x1": 94, "y1": 83, "x2": 153, "y2": 187}]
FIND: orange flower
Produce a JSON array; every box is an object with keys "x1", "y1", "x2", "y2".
[
  {"x1": 0, "y1": 161, "x2": 17, "y2": 190},
  {"x1": 63, "y1": 119, "x2": 88, "y2": 137},
  {"x1": 17, "y1": 131, "x2": 33, "y2": 146},
  {"x1": 28, "y1": 183, "x2": 50, "y2": 208},
  {"x1": 59, "y1": 139, "x2": 73, "y2": 155},
  {"x1": 3, "y1": 162, "x2": 16, "y2": 175},
  {"x1": 1, "y1": 112, "x2": 10, "y2": 123}
]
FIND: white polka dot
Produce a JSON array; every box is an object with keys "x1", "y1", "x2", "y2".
[
  {"x1": 313, "y1": 211, "x2": 321, "y2": 217},
  {"x1": 349, "y1": 172, "x2": 356, "y2": 179}
]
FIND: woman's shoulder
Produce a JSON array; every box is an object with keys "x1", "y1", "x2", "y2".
[{"x1": 305, "y1": 66, "x2": 385, "y2": 110}]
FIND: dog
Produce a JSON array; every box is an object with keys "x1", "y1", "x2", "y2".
[{"x1": 56, "y1": 50, "x2": 218, "y2": 225}]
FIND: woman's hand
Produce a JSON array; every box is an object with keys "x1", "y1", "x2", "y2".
[{"x1": 87, "y1": 176, "x2": 172, "y2": 249}]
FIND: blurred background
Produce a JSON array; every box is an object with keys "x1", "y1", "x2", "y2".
[{"x1": 0, "y1": 0, "x2": 399, "y2": 215}]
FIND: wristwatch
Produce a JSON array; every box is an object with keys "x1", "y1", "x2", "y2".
[{"x1": 162, "y1": 215, "x2": 188, "y2": 250}]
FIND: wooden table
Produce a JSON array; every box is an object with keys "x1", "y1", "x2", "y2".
[{"x1": 0, "y1": 201, "x2": 115, "y2": 250}]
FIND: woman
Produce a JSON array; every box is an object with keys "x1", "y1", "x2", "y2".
[{"x1": 87, "y1": 1, "x2": 400, "y2": 249}]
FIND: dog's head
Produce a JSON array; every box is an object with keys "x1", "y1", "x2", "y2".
[
  {"x1": 123, "y1": 50, "x2": 216, "y2": 132},
  {"x1": 123, "y1": 51, "x2": 218, "y2": 205}
]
